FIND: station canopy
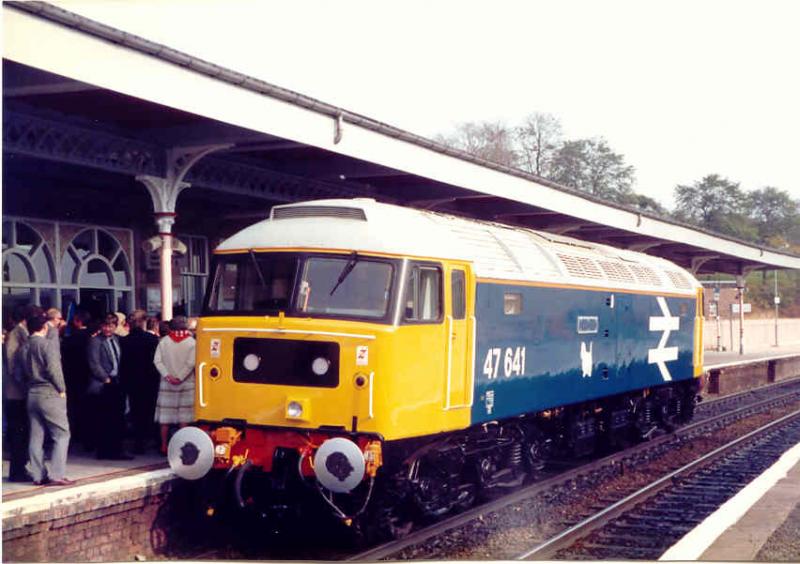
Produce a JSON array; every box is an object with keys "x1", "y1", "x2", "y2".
[{"x1": 4, "y1": 2, "x2": 800, "y2": 276}]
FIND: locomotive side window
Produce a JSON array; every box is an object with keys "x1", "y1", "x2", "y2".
[
  {"x1": 504, "y1": 292, "x2": 522, "y2": 315},
  {"x1": 213, "y1": 263, "x2": 239, "y2": 310},
  {"x1": 403, "y1": 263, "x2": 442, "y2": 323},
  {"x1": 451, "y1": 269, "x2": 466, "y2": 320}
]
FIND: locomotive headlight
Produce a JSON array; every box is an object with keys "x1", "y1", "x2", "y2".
[
  {"x1": 286, "y1": 401, "x2": 304, "y2": 419},
  {"x1": 311, "y1": 357, "x2": 330, "y2": 376},
  {"x1": 243, "y1": 353, "x2": 260, "y2": 372}
]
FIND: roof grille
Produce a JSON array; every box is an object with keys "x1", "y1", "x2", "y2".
[
  {"x1": 597, "y1": 260, "x2": 635, "y2": 283},
  {"x1": 271, "y1": 206, "x2": 367, "y2": 221},
  {"x1": 557, "y1": 253, "x2": 604, "y2": 279},
  {"x1": 629, "y1": 264, "x2": 663, "y2": 286},
  {"x1": 666, "y1": 270, "x2": 692, "y2": 289}
]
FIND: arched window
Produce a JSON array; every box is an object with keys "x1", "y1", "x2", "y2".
[
  {"x1": 2, "y1": 218, "x2": 135, "y2": 325},
  {"x1": 2, "y1": 220, "x2": 58, "y2": 320},
  {"x1": 62, "y1": 228, "x2": 133, "y2": 316}
]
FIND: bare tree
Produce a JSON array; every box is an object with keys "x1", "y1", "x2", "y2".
[
  {"x1": 435, "y1": 121, "x2": 518, "y2": 168},
  {"x1": 514, "y1": 112, "x2": 562, "y2": 177}
]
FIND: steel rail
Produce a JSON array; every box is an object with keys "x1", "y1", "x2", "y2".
[
  {"x1": 697, "y1": 375, "x2": 800, "y2": 412},
  {"x1": 514, "y1": 408, "x2": 800, "y2": 560},
  {"x1": 347, "y1": 384, "x2": 800, "y2": 561}
]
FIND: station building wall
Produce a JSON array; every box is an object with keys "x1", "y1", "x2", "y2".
[{"x1": 0, "y1": 161, "x2": 239, "y2": 326}]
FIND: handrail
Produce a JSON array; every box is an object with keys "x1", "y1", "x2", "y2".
[
  {"x1": 368, "y1": 371, "x2": 375, "y2": 419},
  {"x1": 197, "y1": 361, "x2": 208, "y2": 408},
  {"x1": 445, "y1": 315, "x2": 453, "y2": 410},
  {"x1": 468, "y1": 315, "x2": 476, "y2": 407}
]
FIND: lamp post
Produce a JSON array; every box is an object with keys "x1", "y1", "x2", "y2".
[
  {"x1": 774, "y1": 270, "x2": 780, "y2": 347},
  {"x1": 736, "y1": 275, "x2": 745, "y2": 355}
]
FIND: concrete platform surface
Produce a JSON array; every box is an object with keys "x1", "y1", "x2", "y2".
[
  {"x1": 705, "y1": 342, "x2": 800, "y2": 370},
  {"x1": 2, "y1": 448, "x2": 166, "y2": 501}
]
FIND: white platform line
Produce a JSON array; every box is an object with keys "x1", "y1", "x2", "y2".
[{"x1": 659, "y1": 441, "x2": 800, "y2": 561}]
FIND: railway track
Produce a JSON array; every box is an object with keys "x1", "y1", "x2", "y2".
[
  {"x1": 348, "y1": 376, "x2": 800, "y2": 561},
  {"x1": 517, "y1": 409, "x2": 800, "y2": 560}
]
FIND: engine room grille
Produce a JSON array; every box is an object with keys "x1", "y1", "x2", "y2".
[
  {"x1": 666, "y1": 270, "x2": 692, "y2": 289},
  {"x1": 597, "y1": 260, "x2": 635, "y2": 283},
  {"x1": 557, "y1": 253, "x2": 604, "y2": 279},
  {"x1": 628, "y1": 264, "x2": 663, "y2": 286},
  {"x1": 271, "y1": 206, "x2": 367, "y2": 221}
]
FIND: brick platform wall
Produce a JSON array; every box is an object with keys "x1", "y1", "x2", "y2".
[
  {"x1": 706, "y1": 356, "x2": 800, "y2": 396},
  {"x1": 4, "y1": 493, "x2": 168, "y2": 562},
  {"x1": 2, "y1": 472, "x2": 218, "y2": 562}
]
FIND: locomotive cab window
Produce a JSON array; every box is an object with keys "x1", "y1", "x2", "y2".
[
  {"x1": 298, "y1": 256, "x2": 393, "y2": 319},
  {"x1": 451, "y1": 269, "x2": 466, "y2": 320},
  {"x1": 207, "y1": 253, "x2": 297, "y2": 313},
  {"x1": 403, "y1": 263, "x2": 442, "y2": 323}
]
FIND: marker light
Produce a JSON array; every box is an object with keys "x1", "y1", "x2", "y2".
[
  {"x1": 311, "y1": 357, "x2": 330, "y2": 376},
  {"x1": 287, "y1": 401, "x2": 303, "y2": 418},
  {"x1": 243, "y1": 354, "x2": 260, "y2": 371}
]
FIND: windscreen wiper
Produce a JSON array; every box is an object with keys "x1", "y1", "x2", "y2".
[
  {"x1": 248, "y1": 249, "x2": 268, "y2": 289},
  {"x1": 329, "y1": 251, "x2": 358, "y2": 296}
]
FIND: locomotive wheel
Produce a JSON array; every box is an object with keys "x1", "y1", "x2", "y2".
[
  {"x1": 374, "y1": 503, "x2": 414, "y2": 540},
  {"x1": 357, "y1": 474, "x2": 415, "y2": 542}
]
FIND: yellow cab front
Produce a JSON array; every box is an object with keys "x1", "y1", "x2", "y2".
[{"x1": 192, "y1": 248, "x2": 474, "y2": 484}]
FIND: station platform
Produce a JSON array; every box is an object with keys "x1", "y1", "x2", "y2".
[
  {"x1": 661, "y1": 442, "x2": 800, "y2": 561},
  {"x1": 702, "y1": 344, "x2": 800, "y2": 396},
  {"x1": 705, "y1": 342, "x2": 800, "y2": 370},
  {"x1": 2, "y1": 449, "x2": 165, "y2": 500}
]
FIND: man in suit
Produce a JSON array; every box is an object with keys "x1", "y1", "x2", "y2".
[
  {"x1": 20, "y1": 310, "x2": 73, "y2": 486},
  {"x1": 120, "y1": 310, "x2": 160, "y2": 453},
  {"x1": 61, "y1": 310, "x2": 92, "y2": 449},
  {"x1": 3, "y1": 304, "x2": 39, "y2": 482},
  {"x1": 87, "y1": 314, "x2": 131, "y2": 460}
]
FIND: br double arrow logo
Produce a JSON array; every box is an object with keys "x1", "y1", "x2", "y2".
[{"x1": 648, "y1": 296, "x2": 679, "y2": 381}]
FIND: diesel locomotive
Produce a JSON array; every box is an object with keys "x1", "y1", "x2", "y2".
[{"x1": 168, "y1": 198, "x2": 704, "y2": 536}]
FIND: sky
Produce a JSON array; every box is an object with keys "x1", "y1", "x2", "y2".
[{"x1": 58, "y1": 0, "x2": 800, "y2": 209}]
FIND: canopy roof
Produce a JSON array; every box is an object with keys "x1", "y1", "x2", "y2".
[{"x1": 3, "y1": 2, "x2": 799, "y2": 276}]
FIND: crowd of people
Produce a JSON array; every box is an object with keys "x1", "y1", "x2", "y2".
[{"x1": 2, "y1": 305, "x2": 197, "y2": 486}]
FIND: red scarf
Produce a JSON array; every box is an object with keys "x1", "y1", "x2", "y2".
[{"x1": 168, "y1": 330, "x2": 192, "y2": 343}]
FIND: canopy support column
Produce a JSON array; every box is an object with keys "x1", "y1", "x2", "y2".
[{"x1": 137, "y1": 144, "x2": 232, "y2": 320}]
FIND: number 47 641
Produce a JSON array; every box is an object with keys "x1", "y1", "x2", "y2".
[{"x1": 483, "y1": 346, "x2": 526, "y2": 379}]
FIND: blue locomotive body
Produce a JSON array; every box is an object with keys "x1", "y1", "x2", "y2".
[{"x1": 472, "y1": 282, "x2": 697, "y2": 424}]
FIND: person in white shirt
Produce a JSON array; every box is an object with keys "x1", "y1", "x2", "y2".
[{"x1": 153, "y1": 316, "x2": 196, "y2": 455}]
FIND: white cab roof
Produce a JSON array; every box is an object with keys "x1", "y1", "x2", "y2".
[{"x1": 217, "y1": 199, "x2": 701, "y2": 295}]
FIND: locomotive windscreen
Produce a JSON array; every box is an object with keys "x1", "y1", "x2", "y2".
[{"x1": 203, "y1": 251, "x2": 398, "y2": 322}]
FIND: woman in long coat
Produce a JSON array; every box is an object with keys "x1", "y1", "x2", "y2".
[{"x1": 153, "y1": 316, "x2": 196, "y2": 454}]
